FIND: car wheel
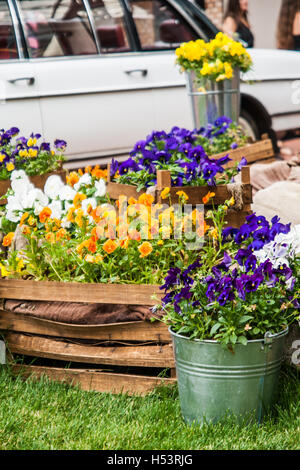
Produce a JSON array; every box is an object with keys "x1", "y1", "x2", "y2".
[{"x1": 239, "y1": 109, "x2": 260, "y2": 141}]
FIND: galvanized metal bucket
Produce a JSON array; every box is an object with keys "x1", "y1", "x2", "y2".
[
  {"x1": 170, "y1": 327, "x2": 288, "y2": 425},
  {"x1": 186, "y1": 68, "x2": 240, "y2": 128}
]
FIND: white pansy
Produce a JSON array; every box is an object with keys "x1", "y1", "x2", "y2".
[
  {"x1": 73, "y1": 173, "x2": 92, "y2": 191},
  {"x1": 48, "y1": 200, "x2": 62, "y2": 220},
  {"x1": 94, "y1": 178, "x2": 106, "y2": 198},
  {"x1": 44, "y1": 175, "x2": 65, "y2": 200},
  {"x1": 10, "y1": 169, "x2": 28, "y2": 181},
  {"x1": 11, "y1": 179, "x2": 35, "y2": 201},
  {"x1": 23, "y1": 188, "x2": 48, "y2": 210},
  {"x1": 81, "y1": 197, "x2": 97, "y2": 215},
  {"x1": 6, "y1": 208, "x2": 21, "y2": 223},
  {"x1": 59, "y1": 185, "x2": 77, "y2": 202}
]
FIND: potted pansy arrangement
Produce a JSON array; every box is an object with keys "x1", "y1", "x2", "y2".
[
  {"x1": 0, "y1": 127, "x2": 67, "y2": 200},
  {"x1": 160, "y1": 197, "x2": 300, "y2": 424},
  {"x1": 175, "y1": 32, "x2": 253, "y2": 127},
  {"x1": 110, "y1": 121, "x2": 247, "y2": 191}
]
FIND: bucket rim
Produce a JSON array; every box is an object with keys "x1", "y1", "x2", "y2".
[{"x1": 168, "y1": 326, "x2": 289, "y2": 345}]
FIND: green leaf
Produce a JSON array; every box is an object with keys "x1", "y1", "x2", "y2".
[
  {"x1": 210, "y1": 323, "x2": 221, "y2": 336},
  {"x1": 238, "y1": 336, "x2": 248, "y2": 346},
  {"x1": 238, "y1": 315, "x2": 253, "y2": 324}
]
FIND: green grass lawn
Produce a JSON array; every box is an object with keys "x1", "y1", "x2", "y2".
[{"x1": 0, "y1": 365, "x2": 299, "y2": 450}]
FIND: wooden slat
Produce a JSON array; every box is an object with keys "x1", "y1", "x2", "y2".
[
  {"x1": 216, "y1": 139, "x2": 274, "y2": 169},
  {"x1": 106, "y1": 181, "x2": 145, "y2": 200},
  {"x1": 0, "y1": 279, "x2": 162, "y2": 305},
  {"x1": 0, "y1": 311, "x2": 171, "y2": 342},
  {"x1": 5, "y1": 332, "x2": 175, "y2": 367},
  {"x1": 166, "y1": 183, "x2": 252, "y2": 205},
  {"x1": 11, "y1": 364, "x2": 176, "y2": 396}
]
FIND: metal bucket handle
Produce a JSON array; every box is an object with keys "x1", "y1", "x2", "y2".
[{"x1": 263, "y1": 328, "x2": 289, "y2": 346}]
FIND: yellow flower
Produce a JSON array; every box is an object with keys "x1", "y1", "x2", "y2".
[
  {"x1": 0, "y1": 154, "x2": 6, "y2": 163},
  {"x1": 20, "y1": 212, "x2": 29, "y2": 226},
  {"x1": 28, "y1": 148, "x2": 38, "y2": 158},
  {"x1": 19, "y1": 149, "x2": 28, "y2": 158},
  {"x1": 28, "y1": 216, "x2": 36, "y2": 226},
  {"x1": 161, "y1": 187, "x2": 170, "y2": 199},
  {"x1": 176, "y1": 190, "x2": 189, "y2": 202},
  {"x1": 157, "y1": 240, "x2": 164, "y2": 246},
  {"x1": 27, "y1": 137, "x2": 37, "y2": 147},
  {"x1": 6, "y1": 162, "x2": 15, "y2": 172},
  {"x1": 16, "y1": 259, "x2": 25, "y2": 273},
  {"x1": 0, "y1": 263, "x2": 10, "y2": 277}
]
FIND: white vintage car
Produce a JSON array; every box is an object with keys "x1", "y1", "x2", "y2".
[{"x1": 0, "y1": 0, "x2": 300, "y2": 166}]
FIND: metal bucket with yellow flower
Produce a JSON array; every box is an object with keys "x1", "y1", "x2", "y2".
[{"x1": 175, "y1": 33, "x2": 252, "y2": 128}]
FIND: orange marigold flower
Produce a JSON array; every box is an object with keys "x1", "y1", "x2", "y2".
[
  {"x1": 56, "y1": 228, "x2": 67, "y2": 240},
  {"x1": 120, "y1": 237, "x2": 130, "y2": 249},
  {"x1": 138, "y1": 241, "x2": 153, "y2": 258},
  {"x1": 45, "y1": 232, "x2": 55, "y2": 244},
  {"x1": 20, "y1": 212, "x2": 29, "y2": 226},
  {"x1": 73, "y1": 193, "x2": 87, "y2": 208},
  {"x1": 67, "y1": 206, "x2": 76, "y2": 223},
  {"x1": 102, "y1": 239, "x2": 118, "y2": 254},
  {"x1": 39, "y1": 207, "x2": 52, "y2": 223},
  {"x1": 138, "y1": 193, "x2": 154, "y2": 207},
  {"x1": 78, "y1": 169, "x2": 83, "y2": 176},
  {"x1": 202, "y1": 191, "x2": 215, "y2": 204},
  {"x1": 91, "y1": 226, "x2": 98, "y2": 240},
  {"x1": 91, "y1": 168, "x2": 107, "y2": 180},
  {"x1": 21, "y1": 225, "x2": 31, "y2": 236},
  {"x1": 66, "y1": 172, "x2": 79, "y2": 187},
  {"x1": 94, "y1": 254, "x2": 103, "y2": 263},
  {"x1": 128, "y1": 197, "x2": 137, "y2": 205},
  {"x1": 2, "y1": 232, "x2": 15, "y2": 247},
  {"x1": 85, "y1": 165, "x2": 92, "y2": 174}
]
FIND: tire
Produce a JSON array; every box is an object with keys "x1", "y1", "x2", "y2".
[
  {"x1": 239, "y1": 108, "x2": 279, "y2": 152},
  {"x1": 239, "y1": 109, "x2": 260, "y2": 141}
]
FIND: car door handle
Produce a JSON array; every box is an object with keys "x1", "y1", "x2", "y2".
[
  {"x1": 8, "y1": 77, "x2": 35, "y2": 86},
  {"x1": 125, "y1": 69, "x2": 148, "y2": 77}
]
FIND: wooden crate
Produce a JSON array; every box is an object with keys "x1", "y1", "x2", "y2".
[
  {"x1": 219, "y1": 135, "x2": 275, "y2": 169},
  {"x1": 107, "y1": 166, "x2": 252, "y2": 228},
  {"x1": 0, "y1": 280, "x2": 176, "y2": 396},
  {"x1": 0, "y1": 170, "x2": 67, "y2": 205}
]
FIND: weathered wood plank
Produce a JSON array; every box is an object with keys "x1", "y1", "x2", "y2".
[
  {"x1": 0, "y1": 279, "x2": 162, "y2": 305},
  {"x1": 0, "y1": 311, "x2": 171, "y2": 342},
  {"x1": 5, "y1": 332, "x2": 175, "y2": 367},
  {"x1": 218, "y1": 138, "x2": 274, "y2": 168},
  {"x1": 165, "y1": 183, "x2": 252, "y2": 205},
  {"x1": 106, "y1": 181, "x2": 145, "y2": 200},
  {"x1": 11, "y1": 364, "x2": 177, "y2": 396}
]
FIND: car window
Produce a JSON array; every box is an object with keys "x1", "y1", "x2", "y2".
[
  {"x1": 0, "y1": 1, "x2": 18, "y2": 60},
  {"x1": 128, "y1": 0, "x2": 198, "y2": 50},
  {"x1": 17, "y1": 0, "x2": 98, "y2": 58},
  {"x1": 88, "y1": 0, "x2": 132, "y2": 53}
]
